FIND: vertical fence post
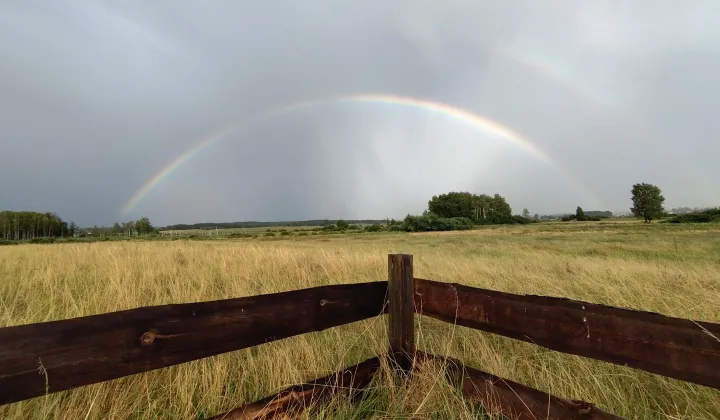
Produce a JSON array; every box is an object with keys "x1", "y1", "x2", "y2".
[{"x1": 388, "y1": 254, "x2": 415, "y2": 371}]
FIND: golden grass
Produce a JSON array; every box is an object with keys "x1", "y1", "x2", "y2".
[{"x1": 1, "y1": 222, "x2": 719, "y2": 419}]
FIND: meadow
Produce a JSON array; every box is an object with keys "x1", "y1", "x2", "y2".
[
  {"x1": 158, "y1": 225, "x2": 321, "y2": 235},
  {"x1": 1, "y1": 221, "x2": 719, "y2": 419}
]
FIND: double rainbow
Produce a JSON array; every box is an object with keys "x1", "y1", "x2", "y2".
[{"x1": 120, "y1": 93, "x2": 600, "y2": 215}]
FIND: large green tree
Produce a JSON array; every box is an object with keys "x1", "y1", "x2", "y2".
[
  {"x1": 135, "y1": 217, "x2": 155, "y2": 235},
  {"x1": 631, "y1": 183, "x2": 665, "y2": 222},
  {"x1": 428, "y1": 192, "x2": 476, "y2": 220},
  {"x1": 428, "y1": 192, "x2": 512, "y2": 224},
  {"x1": 488, "y1": 194, "x2": 512, "y2": 223}
]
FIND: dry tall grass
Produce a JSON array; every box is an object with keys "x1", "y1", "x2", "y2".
[{"x1": 1, "y1": 222, "x2": 719, "y2": 419}]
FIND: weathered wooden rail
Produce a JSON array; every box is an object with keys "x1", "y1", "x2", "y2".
[{"x1": 0, "y1": 254, "x2": 718, "y2": 419}]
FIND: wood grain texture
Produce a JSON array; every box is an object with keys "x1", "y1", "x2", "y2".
[
  {"x1": 388, "y1": 254, "x2": 415, "y2": 371},
  {"x1": 414, "y1": 278, "x2": 720, "y2": 389},
  {"x1": 0, "y1": 281, "x2": 388, "y2": 405},
  {"x1": 416, "y1": 351, "x2": 624, "y2": 419},
  {"x1": 208, "y1": 357, "x2": 381, "y2": 420}
]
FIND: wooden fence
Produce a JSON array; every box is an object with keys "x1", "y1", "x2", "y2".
[{"x1": 0, "y1": 254, "x2": 718, "y2": 419}]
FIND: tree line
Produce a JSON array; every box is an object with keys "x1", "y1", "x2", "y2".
[
  {"x1": 1, "y1": 182, "x2": 714, "y2": 244},
  {"x1": 0, "y1": 211, "x2": 75, "y2": 241},
  {"x1": 89, "y1": 217, "x2": 155, "y2": 237},
  {"x1": 0, "y1": 211, "x2": 157, "y2": 242}
]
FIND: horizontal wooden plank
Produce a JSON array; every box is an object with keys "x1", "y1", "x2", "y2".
[
  {"x1": 416, "y1": 351, "x2": 624, "y2": 419},
  {"x1": 414, "y1": 278, "x2": 720, "y2": 389},
  {"x1": 0, "y1": 281, "x2": 388, "y2": 405},
  {"x1": 209, "y1": 356, "x2": 381, "y2": 420}
]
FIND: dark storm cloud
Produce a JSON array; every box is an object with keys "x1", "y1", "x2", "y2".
[{"x1": 1, "y1": 0, "x2": 718, "y2": 225}]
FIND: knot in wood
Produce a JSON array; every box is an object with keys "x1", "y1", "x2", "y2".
[
  {"x1": 140, "y1": 331, "x2": 156, "y2": 345},
  {"x1": 319, "y1": 299, "x2": 328, "y2": 306},
  {"x1": 578, "y1": 404, "x2": 594, "y2": 415},
  {"x1": 569, "y1": 400, "x2": 594, "y2": 415}
]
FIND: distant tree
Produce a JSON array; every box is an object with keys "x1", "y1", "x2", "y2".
[
  {"x1": 533, "y1": 213, "x2": 539, "y2": 220},
  {"x1": 135, "y1": 217, "x2": 154, "y2": 235},
  {"x1": 631, "y1": 183, "x2": 665, "y2": 222},
  {"x1": 111, "y1": 223, "x2": 122, "y2": 235},
  {"x1": 335, "y1": 219, "x2": 349, "y2": 230},
  {"x1": 490, "y1": 194, "x2": 512, "y2": 222},
  {"x1": 576, "y1": 206, "x2": 586, "y2": 221},
  {"x1": 68, "y1": 221, "x2": 78, "y2": 237},
  {"x1": 522, "y1": 208, "x2": 530, "y2": 219}
]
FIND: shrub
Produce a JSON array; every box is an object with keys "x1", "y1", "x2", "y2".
[
  {"x1": 561, "y1": 214, "x2": 601, "y2": 222},
  {"x1": 264, "y1": 232, "x2": 276, "y2": 237},
  {"x1": 228, "y1": 233, "x2": 254, "y2": 239},
  {"x1": 665, "y1": 208, "x2": 720, "y2": 223},
  {"x1": 402, "y1": 214, "x2": 473, "y2": 232},
  {"x1": 364, "y1": 224, "x2": 383, "y2": 232},
  {"x1": 27, "y1": 237, "x2": 57, "y2": 244}
]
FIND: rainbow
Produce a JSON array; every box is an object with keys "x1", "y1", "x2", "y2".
[
  {"x1": 495, "y1": 47, "x2": 611, "y2": 110},
  {"x1": 120, "y1": 93, "x2": 601, "y2": 215}
]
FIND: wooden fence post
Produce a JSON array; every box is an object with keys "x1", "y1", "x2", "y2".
[{"x1": 388, "y1": 254, "x2": 415, "y2": 371}]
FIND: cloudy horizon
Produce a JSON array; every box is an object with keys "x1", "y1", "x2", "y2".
[{"x1": 2, "y1": 0, "x2": 719, "y2": 226}]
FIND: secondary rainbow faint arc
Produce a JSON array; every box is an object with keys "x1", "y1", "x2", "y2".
[{"x1": 120, "y1": 93, "x2": 598, "y2": 215}]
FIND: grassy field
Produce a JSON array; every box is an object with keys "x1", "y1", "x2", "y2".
[
  {"x1": 158, "y1": 225, "x2": 321, "y2": 235},
  {"x1": 1, "y1": 221, "x2": 719, "y2": 419}
]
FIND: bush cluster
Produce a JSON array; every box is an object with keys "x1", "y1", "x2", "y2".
[{"x1": 665, "y1": 208, "x2": 720, "y2": 223}]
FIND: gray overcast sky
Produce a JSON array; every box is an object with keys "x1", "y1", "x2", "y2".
[{"x1": 1, "y1": 0, "x2": 719, "y2": 226}]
